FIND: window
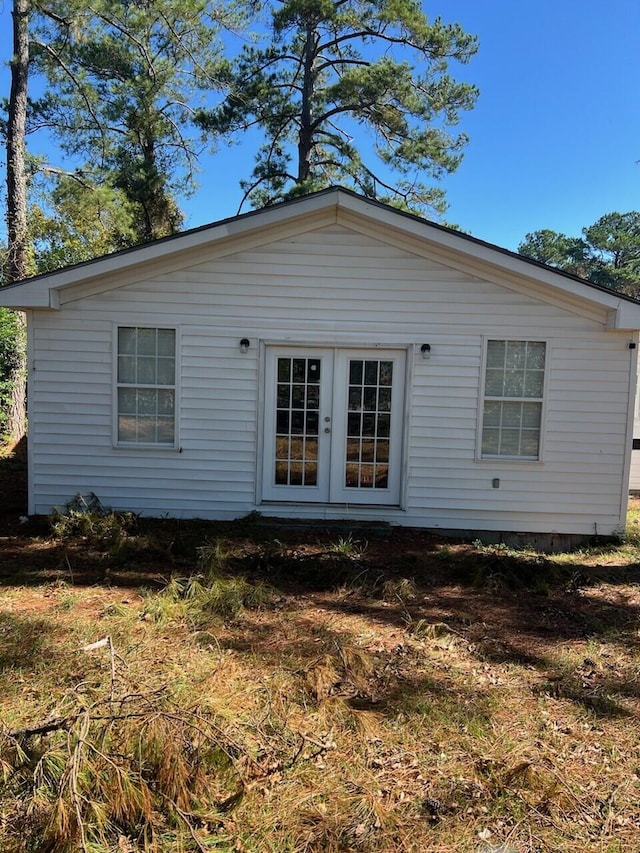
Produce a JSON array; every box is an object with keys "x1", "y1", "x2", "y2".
[
  {"x1": 116, "y1": 327, "x2": 176, "y2": 445},
  {"x1": 480, "y1": 340, "x2": 546, "y2": 460}
]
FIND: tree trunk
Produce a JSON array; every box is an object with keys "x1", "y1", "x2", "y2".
[
  {"x1": 4, "y1": 0, "x2": 30, "y2": 441},
  {"x1": 297, "y1": 20, "x2": 316, "y2": 184},
  {"x1": 7, "y1": 0, "x2": 30, "y2": 283}
]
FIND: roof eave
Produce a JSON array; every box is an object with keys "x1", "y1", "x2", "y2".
[{"x1": 1, "y1": 187, "x2": 639, "y2": 326}]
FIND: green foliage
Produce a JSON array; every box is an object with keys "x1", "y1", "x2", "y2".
[
  {"x1": 29, "y1": 0, "x2": 249, "y2": 243},
  {"x1": 50, "y1": 508, "x2": 137, "y2": 552},
  {"x1": 518, "y1": 211, "x2": 640, "y2": 297},
  {"x1": 197, "y1": 0, "x2": 478, "y2": 214},
  {"x1": 28, "y1": 176, "x2": 136, "y2": 272},
  {"x1": 145, "y1": 570, "x2": 275, "y2": 626},
  {"x1": 0, "y1": 308, "x2": 25, "y2": 436},
  {"x1": 330, "y1": 533, "x2": 364, "y2": 556}
]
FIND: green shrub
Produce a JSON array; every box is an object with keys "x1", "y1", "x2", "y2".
[{"x1": 0, "y1": 308, "x2": 24, "y2": 436}]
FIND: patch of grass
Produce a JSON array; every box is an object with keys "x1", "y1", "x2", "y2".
[
  {"x1": 381, "y1": 576, "x2": 417, "y2": 604},
  {"x1": 1, "y1": 505, "x2": 640, "y2": 850},
  {"x1": 330, "y1": 533, "x2": 365, "y2": 557},
  {"x1": 142, "y1": 569, "x2": 276, "y2": 628}
]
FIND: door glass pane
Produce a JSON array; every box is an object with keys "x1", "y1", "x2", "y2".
[
  {"x1": 273, "y1": 357, "x2": 321, "y2": 487},
  {"x1": 344, "y1": 358, "x2": 394, "y2": 489}
]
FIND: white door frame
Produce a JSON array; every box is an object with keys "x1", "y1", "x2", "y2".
[{"x1": 261, "y1": 345, "x2": 406, "y2": 505}]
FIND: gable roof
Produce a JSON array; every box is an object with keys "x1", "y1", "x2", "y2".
[{"x1": 2, "y1": 186, "x2": 640, "y2": 329}]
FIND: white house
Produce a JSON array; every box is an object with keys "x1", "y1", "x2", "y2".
[{"x1": 2, "y1": 188, "x2": 640, "y2": 546}]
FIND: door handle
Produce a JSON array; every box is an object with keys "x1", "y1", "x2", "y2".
[{"x1": 324, "y1": 427, "x2": 331, "y2": 433}]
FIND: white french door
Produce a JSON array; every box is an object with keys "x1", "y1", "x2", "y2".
[{"x1": 262, "y1": 347, "x2": 405, "y2": 505}]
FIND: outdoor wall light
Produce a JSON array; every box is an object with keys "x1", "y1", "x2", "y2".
[
  {"x1": 240, "y1": 338, "x2": 250, "y2": 354},
  {"x1": 420, "y1": 343, "x2": 431, "y2": 359}
]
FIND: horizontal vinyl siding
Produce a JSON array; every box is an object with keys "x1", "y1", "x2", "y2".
[{"x1": 29, "y1": 224, "x2": 634, "y2": 534}]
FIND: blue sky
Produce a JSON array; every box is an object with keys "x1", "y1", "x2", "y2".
[{"x1": 0, "y1": 0, "x2": 638, "y2": 250}]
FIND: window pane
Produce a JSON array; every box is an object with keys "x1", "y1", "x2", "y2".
[
  {"x1": 526, "y1": 341, "x2": 546, "y2": 370},
  {"x1": 359, "y1": 465, "x2": 374, "y2": 487},
  {"x1": 377, "y1": 414, "x2": 390, "y2": 438},
  {"x1": 347, "y1": 413, "x2": 361, "y2": 436},
  {"x1": 362, "y1": 414, "x2": 376, "y2": 437},
  {"x1": 157, "y1": 357, "x2": 175, "y2": 386},
  {"x1": 348, "y1": 387, "x2": 362, "y2": 411},
  {"x1": 504, "y1": 370, "x2": 524, "y2": 397},
  {"x1": 345, "y1": 463, "x2": 359, "y2": 488},
  {"x1": 118, "y1": 387, "x2": 137, "y2": 414},
  {"x1": 500, "y1": 429, "x2": 520, "y2": 456},
  {"x1": 349, "y1": 360, "x2": 363, "y2": 384},
  {"x1": 292, "y1": 385, "x2": 305, "y2": 409},
  {"x1": 364, "y1": 361, "x2": 378, "y2": 385},
  {"x1": 275, "y1": 436, "x2": 289, "y2": 460},
  {"x1": 481, "y1": 427, "x2": 500, "y2": 456},
  {"x1": 137, "y1": 356, "x2": 156, "y2": 384},
  {"x1": 521, "y1": 430, "x2": 540, "y2": 457},
  {"x1": 522, "y1": 402, "x2": 542, "y2": 428},
  {"x1": 277, "y1": 384, "x2": 290, "y2": 408},
  {"x1": 276, "y1": 411, "x2": 289, "y2": 434},
  {"x1": 376, "y1": 439, "x2": 389, "y2": 463},
  {"x1": 483, "y1": 400, "x2": 501, "y2": 427},
  {"x1": 307, "y1": 360, "x2": 320, "y2": 382},
  {"x1": 361, "y1": 439, "x2": 375, "y2": 462},
  {"x1": 138, "y1": 389, "x2": 157, "y2": 415},
  {"x1": 137, "y1": 416, "x2": 157, "y2": 443},
  {"x1": 486, "y1": 340, "x2": 505, "y2": 368},
  {"x1": 118, "y1": 355, "x2": 136, "y2": 384},
  {"x1": 118, "y1": 415, "x2": 136, "y2": 443},
  {"x1": 346, "y1": 439, "x2": 360, "y2": 462},
  {"x1": 307, "y1": 385, "x2": 319, "y2": 409},
  {"x1": 375, "y1": 464, "x2": 389, "y2": 489},
  {"x1": 501, "y1": 401, "x2": 522, "y2": 428},
  {"x1": 364, "y1": 387, "x2": 377, "y2": 411},
  {"x1": 292, "y1": 359, "x2": 305, "y2": 382},
  {"x1": 277, "y1": 358, "x2": 290, "y2": 382},
  {"x1": 505, "y1": 341, "x2": 526, "y2": 369},
  {"x1": 379, "y1": 362, "x2": 393, "y2": 386},
  {"x1": 524, "y1": 370, "x2": 544, "y2": 398},
  {"x1": 137, "y1": 328, "x2": 157, "y2": 356},
  {"x1": 156, "y1": 417, "x2": 175, "y2": 444},
  {"x1": 118, "y1": 327, "x2": 137, "y2": 355},
  {"x1": 157, "y1": 329, "x2": 175, "y2": 357},
  {"x1": 304, "y1": 463, "x2": 317, "y2": 486},
  {"x1": 485, "y1": 368, "x2": 504, "y2": 397}
]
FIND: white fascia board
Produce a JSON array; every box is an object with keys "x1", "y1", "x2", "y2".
[
  {"x1": 606, "y1": 301, "x2": 640, "y2": 331},
  {"x1": 0, "y1": 280, "x2": 57, "y2": 308},
  {"x1": 0, "y1": 191, "x2": 341, "y2": 310},
  {"x1": 335, "y1": 193, "x2": 640, "y2": 329}
]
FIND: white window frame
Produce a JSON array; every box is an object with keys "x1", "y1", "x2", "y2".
[
  {"x1": 112, "y1": 324, "x2": 180, "y2": 450},
  {"x1": 476, "y1": 337, "x2": 548, "y2": 462}
]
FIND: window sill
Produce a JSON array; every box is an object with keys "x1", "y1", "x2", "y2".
[
  {"x1": 113, "y1": 443, "x2": 181, "y2": 452},
  {"x1": 475, "y1": 456, "x2": 544, "y2": 465}
]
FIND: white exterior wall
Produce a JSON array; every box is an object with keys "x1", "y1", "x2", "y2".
[
  {"x1": 629, "y1": 351, "x2": 640, "y2": 492},
  {"x1": 28, "y1": 223, "x2": 635, "y2": 535}
]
